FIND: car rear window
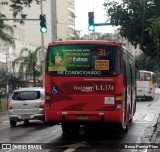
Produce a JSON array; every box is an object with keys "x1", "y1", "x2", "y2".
[{"x1": 12, "y1": 91, "x2": 41, "y2": 100}]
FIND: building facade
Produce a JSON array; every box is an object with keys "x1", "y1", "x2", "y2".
[
  {"x1": 3, "y1": 0, "x2": 75, "y2": 47},
  {"x1": 0, "y1": 0, "x2": 76, "y2": 86}
]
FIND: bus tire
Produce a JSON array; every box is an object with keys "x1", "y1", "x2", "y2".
[
  {"x1": 122, "y1": 121, "x2": 129, "y2": 133},
  {"x1": 122, "y1": 110, "x2": 130, "y2": 133},
  {"x1": 129, "y1": 117, "x2": 133, "y2": 123},
  {"x1": 150, "y1": 96, "x2": 154, "y2": 101},
  {"x1": 61, "y1": 123, "x2": 70, "y2": 133},
  {"x1": 70, "y1": 124, "x2": 79, "y2": 134}
]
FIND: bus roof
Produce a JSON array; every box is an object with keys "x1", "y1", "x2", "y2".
[
  {"x1": 48, "y1": 40, "x2": 122, "y2": 47},
  {"x1": 139, "y1": 70, "x2": 155, "y2": 74},
  {"x1": 47, "y1": 40, "x2": 135, "y2": 61}
]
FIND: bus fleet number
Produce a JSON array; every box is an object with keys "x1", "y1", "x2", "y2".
[{"x1": 95, "y1": 85, "x2": 114, "y2": 91}]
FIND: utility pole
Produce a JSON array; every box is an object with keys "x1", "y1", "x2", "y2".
[
  {"x1": 4, "y1": 45, "x2": 9, "y2": 109},
  {"x1": 40, "y1": 0, "x2": 45, "y2": 88}
]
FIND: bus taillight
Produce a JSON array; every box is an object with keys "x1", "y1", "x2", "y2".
[
  {"x1": 115, "y1": 94, "x2": 123, "y2": 101},
  {"x1": 115, "y1": 94, "x2": 123, "y2": 108},
  {"x1": 45, "y1": 94, "x2": 51, "y2": 107}
]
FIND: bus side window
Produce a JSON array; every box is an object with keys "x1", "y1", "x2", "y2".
[
  {"x1": 130, "y1": 64, "x2": 133, "y2": 85},
  {"x1": 123, "y1": 61, "x2": 127, "y2": 86},
  {"x1": 136, "y1": 69, "x2": 140, "y2": 79}
]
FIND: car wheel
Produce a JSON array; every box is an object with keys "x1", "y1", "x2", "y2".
[
  {"x1": 24, "y1": 120, "x2": 29, "y2": 124},
  {"x1": 10, "y1": 120, "x2": 17, "y2": 127}
]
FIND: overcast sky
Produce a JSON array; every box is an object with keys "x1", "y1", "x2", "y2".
[{"x1": 75, "y1": 0, "x2": 115, "y2": 35}]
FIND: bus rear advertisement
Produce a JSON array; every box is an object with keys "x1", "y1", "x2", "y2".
[{"x1": 45, "y1": 40, "x2": 137, "y2": 133}]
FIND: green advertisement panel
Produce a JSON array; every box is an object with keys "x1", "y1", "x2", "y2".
[{"x1": 47, "y1": 44, "x2": 120, "y2": 76}]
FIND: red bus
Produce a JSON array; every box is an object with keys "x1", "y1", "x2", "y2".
[{"x1": 45, "y1": 40, "x2": 137, "y2": 133}]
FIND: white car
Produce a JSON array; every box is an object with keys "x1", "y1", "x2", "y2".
[{"x1": 8, "y1": 87, "x2": 45, "y2": 127}]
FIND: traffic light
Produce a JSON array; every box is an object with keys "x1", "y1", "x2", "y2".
[
  {"x1": 39, "y1": 14, "x2": 47, "y2": 33},
  {"x1": 88, "y1": 12, "x2": 95, "y2": 31}
]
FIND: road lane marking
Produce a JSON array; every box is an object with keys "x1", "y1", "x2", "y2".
[
  {"x1": 4, "y1": 127, "x2": 61, "y2": 152},
  {"x1": 144, "y1": 114, "x2": 155, "y2": 122},
  {"x1": 62, "y1": 142, "x2": 90, "y2": 152}
]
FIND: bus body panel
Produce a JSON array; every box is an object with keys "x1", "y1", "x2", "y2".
[
  {"x1": 45, "y1": 75, "x2": 124, "y2": 123},
  {"x1": 136, "y1": 70, "x2": 156, "y2": 99},
  {"x1": 45, "y1": 108, "x2": 124, "y2": 123}
]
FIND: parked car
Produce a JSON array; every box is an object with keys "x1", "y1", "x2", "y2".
[{"x1": 8, "y1": 87, "x2": 45, "y2": 127}]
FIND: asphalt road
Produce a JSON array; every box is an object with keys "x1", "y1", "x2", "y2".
[{"x1": 0, "y1": 88, "x2": 160, "y2": 152}]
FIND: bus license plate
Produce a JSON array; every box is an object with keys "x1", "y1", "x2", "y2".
[{"x1": 76, "y1": 116, "x2": 88, "y2": 120}]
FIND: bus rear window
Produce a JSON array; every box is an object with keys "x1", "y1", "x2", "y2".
[
  {"x1": 139, "y1": 72, "x2": 151, "y2": 81},
  {"x1": 47, "y1": 44, "x2": 120, "y2": 77}
]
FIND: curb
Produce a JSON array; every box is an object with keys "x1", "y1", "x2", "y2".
[
  {"x1": 0, "y1": 111, "x2": 8, "y2": 115},
  {"x1": 150, "y1": 113, "x2": 160, "y2": 152}
]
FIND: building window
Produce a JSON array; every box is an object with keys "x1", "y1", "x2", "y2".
[
  {"x1": 68, "y1": 1, "x2": 74, "y2": 10},
  {"x1": 68, "y1": 19, "x2": 75, "y2": 27}
]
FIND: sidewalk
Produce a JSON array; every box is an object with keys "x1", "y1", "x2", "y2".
[
  {"x1": 0, "y1": 98, "x2": 8, "y2": 112},
  {"x1": 151, "y1": 113, "x2": 160, "y2": 152},
  {"x1": 0, "y1": 111, "x2": 8, "y2": 115}
]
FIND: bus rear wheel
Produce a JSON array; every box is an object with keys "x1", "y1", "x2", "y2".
[
  {"x1": 122, "y1": 110, "x2": 130, "y2": 133},
  {"x1": 61, "y1": 123, "x2": 70, "y2": 133}
]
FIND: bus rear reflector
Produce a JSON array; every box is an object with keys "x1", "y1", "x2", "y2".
[{"x1": 116, "y1": 104, "x2": 122, "y2": 108}]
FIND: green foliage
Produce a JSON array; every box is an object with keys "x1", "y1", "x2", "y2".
[
  {"x1": 0, "y1": 23, "x2": 15, "y2": 46},
  {"x1": 0, "y1": 69, "x2": 7, "y2": 88},
  {"x1": 135, "y1": 53, "x2": 159, "y2": 72},
  {"x1": 13, "y1": 46, "x2": 42, "y2": 86},
  {"x1": 96, "y1": 33, "x2": 115, "y2": 41},
  {"x1": 1, "y1": 0, "x2": 42, "y2": 24},
  {"x1": 104, "y1": 0, "x2": 160, "y2": 70},
  {"x1": 0, "y1": 0, "x2": 42, "y2": 45},
  {"x1": 145, "y1": 17, "x2": 160, "y2": 49}
]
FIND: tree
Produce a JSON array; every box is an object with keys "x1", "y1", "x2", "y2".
[
  {"x1": 104, "y1": 0, "x2": 160, "y2": 70},
  {"x1": 0, "y1": 0, "x2": 42, "y2": 47},
  {"x1": 135, "y1": 53, "x2": 159, "y2": 72},
  {"x1": 0, "y1": 69, "x2": 7, "y2": 89},
  {"x1": 0, "y1": 0, "x2": 41, "y2": 24},
  {"x1": 13, "y1": 46, "x2": 42, "y2": 87},
  {"x1": 96, "y1": 33, "x2": 115, "y2": 41},
  {"x1": 0, "y1": 18, "x2": 14, "y2": 45}
]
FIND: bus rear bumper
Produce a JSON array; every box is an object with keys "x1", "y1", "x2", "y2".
[{"x1": 45, "y1": 108, "x2": 123, "y2": 124}]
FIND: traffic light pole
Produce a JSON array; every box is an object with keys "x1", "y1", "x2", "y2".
[
  {"x1": 94, "y1": 23, "x2": 111, "y2": 26},
  {"x1": 40, "y1": 0, "x2": 45, "y2": 88}
]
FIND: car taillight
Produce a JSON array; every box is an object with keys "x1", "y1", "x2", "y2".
[
  {"x1": 40, "y1": 101, "x2": 45, "y2": 108},
  {"x1": 8, "y1": 102, "x2": 12, "y2": 109}
]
